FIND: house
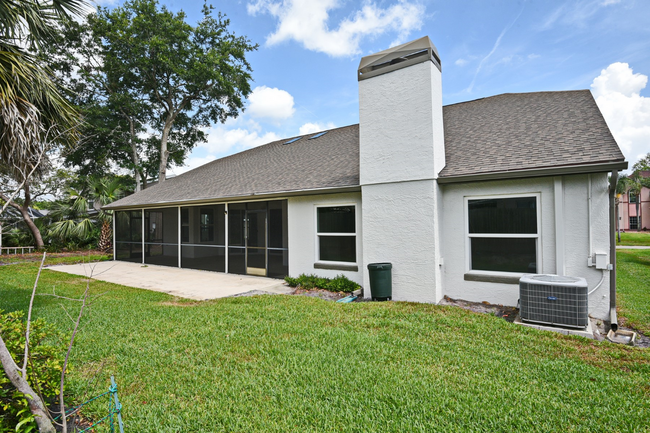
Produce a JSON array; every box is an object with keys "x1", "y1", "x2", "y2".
[
  {"x1": 617, "y1": 170, "x2": 649, "y2": 231},
  {"x1": 105, "y1": 36, "x2": 627, "y2": 322}
]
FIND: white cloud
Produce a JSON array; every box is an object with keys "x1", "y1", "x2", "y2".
[
  {"x1": 527, "y1": 53, "x2": 540, "y2": 60},
  {"x1": 169, "y1": 124, "x2": 282, "y2": 176},
  {"x1": 247, "y1": 86, "x2": 295, "y2": 120},
  {"x1": 455, "y1": 58, "x2": 468, "y2": 67},
  {"x1": 298, "y1": 121, "x2": 336, "y2": 135},
  {"x1": 171, "y1": 155, "x2": 217, "y2": 176},
  {"x1": 247, "y1": 0, "x2": 425, "y2": 57},
  {"x1": 200, "y1": 125, "x2": 281, "y2": 155},
  {"x1": 591, "y1": 62, "x2": 650, "y2": 167},
  {"x1": 540, "y1": 0, "x2": 621, "y2": 30}
]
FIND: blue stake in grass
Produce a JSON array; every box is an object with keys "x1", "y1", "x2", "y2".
[
  {"x1": 54, "y1": 375, "x2": 124, "y2": 433},
  {"x1": 336, "y1": 295, "x2": 357, "y2": 303}
]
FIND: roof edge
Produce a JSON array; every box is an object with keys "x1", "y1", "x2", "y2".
[
  {"x1": 103, "y1": 185, "x2": 361, "y2": 210},
  {"x1": 437, "y1": 161, "x2": 629, "y2": 184}
]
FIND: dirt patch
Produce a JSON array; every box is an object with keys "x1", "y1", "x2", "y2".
[
  {"x1": 158, "y1": 299, "x2": 203, "y2": 307},
  {"x1": 439, "y1": 296, "x2": 519, "y2": 322},
  {"x1": 291, "y1": 287, "x2": 351, "y2": 301},
  {"x1": 0, "y1": 250, "x2": 108, "y2": 266}
]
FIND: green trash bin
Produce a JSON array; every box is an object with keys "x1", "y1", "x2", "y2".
[{"x1": 367, "y1": 263, "x2": 392, "y2": 301}]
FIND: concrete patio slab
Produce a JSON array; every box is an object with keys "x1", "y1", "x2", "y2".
[{"x1": 47, "y1": 260, "x2": 293, "y2": 300}]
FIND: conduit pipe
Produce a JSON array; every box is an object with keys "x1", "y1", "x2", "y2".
[{"x1": 609, "y1": 170, "x2": 618, "y2": 332}]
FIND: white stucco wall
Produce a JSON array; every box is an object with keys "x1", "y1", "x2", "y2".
[
  {"x1": 439, "y1": 174, "x2": 612, "y2": 320},
  {"x1": 358, "y1": 60, "x2": 445, "y2": 185},
  {"x1": 287, "y1": 192, "x2": 364, "y2": 285},
  {"x1": 361, "y1": 180, "x2": 443, "y2": 302}
]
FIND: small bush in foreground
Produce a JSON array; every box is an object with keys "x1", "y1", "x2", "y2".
[
  {"x1": 0, "y1": 311, "x2": 67, "y2": 432},
  {"x1": 284, "y1": 273, "x2": 360, "y2": 293}
]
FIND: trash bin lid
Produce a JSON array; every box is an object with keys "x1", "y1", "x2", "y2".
[{"x1": 367, "y1": 262, "x2": 392, "y2": 270}]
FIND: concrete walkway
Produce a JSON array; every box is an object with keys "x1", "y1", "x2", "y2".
[
  {"x1": 616, "y1": 245, "x2": 650, "y2": 249},
  {"x1": 48, "y1": 261, "x2": 293, "y2": 300}
]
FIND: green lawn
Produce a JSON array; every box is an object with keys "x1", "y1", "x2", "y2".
[
  {"x1": 1, "y1": 259, "x2": 649, "y2": 432},
  {"x1": 617, "y1": 231, "x2": 650, "y2": 246},
  {"x1": 617, "y1": 249, "x2": 650, "y2": 335}
]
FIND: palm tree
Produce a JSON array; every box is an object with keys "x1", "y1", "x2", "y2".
[
  {"x1": 0, "y1": 1, "x2": 86, "y2": 172},
  {"x1": 1, "y1": 4, "x2": 90, "y2": 432},
  {"x1": 49, "y1": 178, "x2": 124, "y2": 252}
]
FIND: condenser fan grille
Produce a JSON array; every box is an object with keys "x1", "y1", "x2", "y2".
[{"x1": 519, "y1": 275, "x2": 588, "y2": 328}]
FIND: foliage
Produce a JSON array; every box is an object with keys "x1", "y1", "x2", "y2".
[
  {"x1": 45, "y1": 0, "x2": 258, "y2": 186},
  {"x1": 0, "y1": 311, "x2": 67, "y2": 432},
  {"x1": 47, "y1": 176, "x2": 125, "y2": 251},
  {"x1": 0, "y1": 258, "x2": 649, "y2": 432},
  {"x1": 284, "y1": 273, "x2": 360, "y2": 293},
  {"x1": 0, "y1": 0, "x2": 86, "y2": 176},
  {"x1": 631, "y1": 152, "x2": 650, "y2": 173},
  {"x1": 616, "y1": 249, "x2": 650, "y2": 335}
]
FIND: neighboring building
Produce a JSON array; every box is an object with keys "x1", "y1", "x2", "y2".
[
  {"x1": 617, "y1": 171, "x2": 649, "y2": 231},
  {"x1": 105, "y1": 37, "x2": 627, "y2": 321}
]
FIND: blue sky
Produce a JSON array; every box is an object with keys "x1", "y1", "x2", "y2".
[{"x1": 96, "y1": 0, "x2": 650, "y2": 174}]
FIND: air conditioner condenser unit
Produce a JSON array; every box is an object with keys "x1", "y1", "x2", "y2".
[{"x1": 519, "y1": 274, "x2": 588, "y2": 329}]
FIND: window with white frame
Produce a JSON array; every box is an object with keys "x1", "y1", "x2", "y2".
[
  {"x1": 316, "y1": 205, "x2": 356, "y2": 263},
  {"x1": 467, "y1": 195, "x2": 539, "y2": 274}
]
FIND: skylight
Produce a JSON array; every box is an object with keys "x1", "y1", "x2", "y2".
[
  {"x1": 309, "y1": 131, "x2": 328, "y2": 140},
  {"x1": 283, "y1": 137, "x2": 302, "y2": 145}
]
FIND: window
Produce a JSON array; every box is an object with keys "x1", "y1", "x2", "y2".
[
  {"x1": 629, "y1": 193, "x2": 637, "y2": 203},
  {"x1": 467, "y1": 195, "x2": 539, "y2": 274},
  {"x1": 316, "y1": 206, "x2": 356, "y2": 263},
  {"x1": 200, "y1": 208, "x2": 214, "y2": 242},
  {"x1": 630, "y1": 216, "x2": 639, "y2": 230}
]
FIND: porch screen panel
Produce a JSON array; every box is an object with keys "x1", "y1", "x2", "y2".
[
  {"x1": 268, "y1": 200, "x2": 288, "y2": 278},
  {"x1": 181, "y1": 204, "x2": 226, "y2": 272},
  {"x1": 228, "y1": 203, "x2": 246, "y2": 274},
  {"x1": 115, "y1": 210, "x2": 142, "y2": 263},
  {"x1": 144, "y1": 208, "x2": 178, "y2": 267}
]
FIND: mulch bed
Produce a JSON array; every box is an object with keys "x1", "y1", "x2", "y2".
[{"x1": 439, "y1": 296, "x2": 519, "y2": 322}]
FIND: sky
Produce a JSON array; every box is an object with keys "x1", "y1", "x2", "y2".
[{"x1": 94, "y1": 0, "x2": 650, "y2": 175}]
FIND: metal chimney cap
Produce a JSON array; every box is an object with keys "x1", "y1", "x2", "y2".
[{"x1": 357, "y1": 36, "x2": 441, "y2": 81}]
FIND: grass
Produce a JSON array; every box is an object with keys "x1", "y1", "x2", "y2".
[
  {"x1": 616, "y1": 231, "x2": 650, "y2": 246},
  {"x1": 1, "y1": 257, "x2": 650, "y2": 432},
  {"x1": 616, "y1": 249, "x2": 650, "y2": 335}
]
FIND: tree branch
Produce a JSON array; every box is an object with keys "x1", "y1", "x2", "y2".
[{"x1": 22, "y1": 251, "x2": 47, "y2": 377}]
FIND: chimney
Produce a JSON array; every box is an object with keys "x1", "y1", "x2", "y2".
[
  {"x1": 358, "y1": 36, "x2": 445, "y2": 304},
  {"x1": 358, "y1": 36, "x2": 445, "y2": 184}
]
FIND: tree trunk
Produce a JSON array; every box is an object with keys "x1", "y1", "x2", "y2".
[
  {"x1": 18, "y1": 206, "x2": 44, "y2": 249},
  {"x1": 15, "y1": 182, "x2": 44, "y2": 249},
  {"x1": 128, "y1": 117, "x2": 143, "y2": 192},
  {"x1": 98, "y1": 220, "x2": 112, "y2": 252},
  {"x1": 0, "y1": 336, "x2": 56, "y2": 433},
  {"x1": 616, "y1": 199, "x2": 621, "y2": 242},
  {"x1": 158, "y1": 121, "x2": 173, "y2": 183}
]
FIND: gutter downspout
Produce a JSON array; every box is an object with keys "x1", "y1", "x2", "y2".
[{"x1": 609, "y1": 170, "x2": 618, "y2": 332}]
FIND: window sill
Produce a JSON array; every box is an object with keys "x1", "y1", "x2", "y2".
[
  {"x1": 314, "y1": 262, "x2": 359, "y2": 272},
  {"x1": 464, "y1": 272, "x2": 523, "y2": 285}
]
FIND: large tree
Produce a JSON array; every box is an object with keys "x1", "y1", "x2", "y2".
[
  {"x1": 51, "y1": 0, "x2": 257, "y2": 187},
  {"x1": 97, "y1": 0, "x2": 257, "y2": 182}
]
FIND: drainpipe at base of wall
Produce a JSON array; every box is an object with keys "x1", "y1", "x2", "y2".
[{"x1": 609, "y1": 170, "x2": 618, "y2": 332}]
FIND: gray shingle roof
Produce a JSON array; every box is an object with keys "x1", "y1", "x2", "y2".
[
  {"x1": 106, "y1": 90, "x2": 625, "y2": 209},
  {"x1": 439, "y1": 90, "x2": 624, "y2": 178},
  {"x1": 106, "y1": 124, "x2": 359, "y2": 209}
]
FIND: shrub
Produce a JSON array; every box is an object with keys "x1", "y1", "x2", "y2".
[
  {"x1": 284, "y1": 273, "x2": 360, "y2": 293},
  {"x1": 0, "y1": 311, "x2": 67, "y2": 432},
  {"x1": 326, "y1": 274, "x2": 360, "y2": 293}
]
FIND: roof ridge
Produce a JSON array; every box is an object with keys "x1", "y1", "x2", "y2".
[{"x1": 443, "y1": 89, "x2": 590, "y2": 108}]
